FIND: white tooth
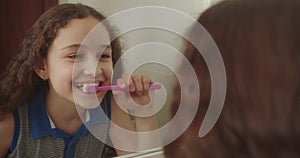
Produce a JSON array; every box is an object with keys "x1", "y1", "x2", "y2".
[
  {"x1": 76, "y1": 83, "x2": 99, "y2": 92},
  {"x1": 82, "y1": 85, "x2": 89, "y2": 93}
]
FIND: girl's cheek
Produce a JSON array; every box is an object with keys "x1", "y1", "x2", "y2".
[
  {"x1": 106, "y1": 67, "x2": 113, "y2": 80},
  {"x1": 104, "y1": 61, "x2": 113, "y2": 76}
]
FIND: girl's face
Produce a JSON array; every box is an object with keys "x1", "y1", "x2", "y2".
[{"x1": 43, "y1": 16, "x2": 113, "y2": 108}]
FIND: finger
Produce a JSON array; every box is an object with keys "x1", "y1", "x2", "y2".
[
  {"x1": 128, "y1": 77, "x2": 135, "y2": 92},
  {"x1": 113, "y1": 78, "x2": 127, "y2": 95},
  {"x1": 141, "y1": 75, "x2": 152, "y2": 95},
  {"x1": 116, "y1": 78, "x2": 127, "y2": 89},
  {"x1": 132, "y1": 75, "x2": 143, "y2": 95},
  {"x1": 120, "y1": 73, "x2": 135, "y2": 92},
  {"x1": 113, "y1": 78, "x2": 132, "y2": 100}
]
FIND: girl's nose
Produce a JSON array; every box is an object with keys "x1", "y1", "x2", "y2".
[{"x1": 83, "y1": 61, "x2": 103, "y2": 77}]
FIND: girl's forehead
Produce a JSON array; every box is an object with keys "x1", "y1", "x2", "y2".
[{"x1": 53, "y1": 17, "x2": 111, "y2": 51}]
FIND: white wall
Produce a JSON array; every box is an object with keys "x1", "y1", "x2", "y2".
[
  {"x1": 61, "y1": 0, "x2": 210, "y2": 16},
  {"x1": 59, "y1": 0, "x2": 224, "y2": 53}
]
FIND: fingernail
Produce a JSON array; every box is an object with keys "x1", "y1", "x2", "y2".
[
  {"x1": 120, "y1": 83, "x2": 126, "y2": 89},
  {"x1": 130, "y1": 87, "x2": 135, "y2": 92}
]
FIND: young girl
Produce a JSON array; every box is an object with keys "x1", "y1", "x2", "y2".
[{"x1": 0, "y1": 3, "x2": 158, "y2": 158}]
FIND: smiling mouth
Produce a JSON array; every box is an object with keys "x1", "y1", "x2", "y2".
[{"x1": 75, "y1": 81, "x2": 104, "y2": 92}]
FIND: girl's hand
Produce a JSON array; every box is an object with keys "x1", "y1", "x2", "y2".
[
  {"x1": 113, "y1": 75, "x2": 153, "y2": 107},
  {"x1": 109, "y1": 75, "x2": 161, "y2": 154}
]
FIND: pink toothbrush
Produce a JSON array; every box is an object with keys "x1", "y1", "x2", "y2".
[{"x1": 83, "y1": 83, "x2": 161, "y2": 93}]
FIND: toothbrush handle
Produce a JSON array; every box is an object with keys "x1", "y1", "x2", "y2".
[{"x1": 97, "y1": 83, "x2": 161, "y2": 91}]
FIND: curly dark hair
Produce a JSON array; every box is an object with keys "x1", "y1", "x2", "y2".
[{"x1": 0, "y1": 3, "x2": 121, "y2": 115}]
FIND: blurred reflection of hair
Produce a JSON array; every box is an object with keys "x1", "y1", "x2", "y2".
[{"x1": 164, "y1": 0, "x2": 300, "y2": 157}]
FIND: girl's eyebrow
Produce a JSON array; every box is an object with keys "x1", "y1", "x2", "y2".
[
  {"x1": 99, "y1": 44, "x2": 111, "y2": 48},
  {"x1": 61, "y1": 44, "x2": 111, "y2": 52},
  {"x1": 61, "y1": 44, "x2": 87, "y2": 50}
]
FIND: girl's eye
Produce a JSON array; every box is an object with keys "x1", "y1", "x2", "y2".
[
  {"x1": 98, "y1": 46, "x2": 112, "y2": 60},
  {"x1": 101, "y1": 54, "x2": 111, "y2": 59},
  {"x1": 97, "y1": 53, "x2": 111, "y2": 61},
  {"x1": 67, "y1": 54, "x2": 83, "y2": 61}
]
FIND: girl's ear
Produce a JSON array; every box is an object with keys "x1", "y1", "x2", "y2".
[{"x1": 34, "y1": 60, "x2": 49, "y2": 81}]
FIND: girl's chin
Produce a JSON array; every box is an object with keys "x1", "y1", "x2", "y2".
[
  {"x1": 74, "y1": 101, "x2": 100, "y2": 109},
  {"x1": 72, "y1": 93, "x2": 106, "y2": 109},
  {"x1": 73, "y1": 91, "x2": 106, "y2": 109}
]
